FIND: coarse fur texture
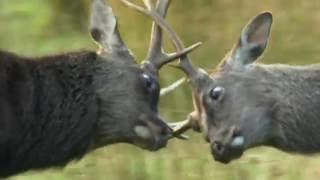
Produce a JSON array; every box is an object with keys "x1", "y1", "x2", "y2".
[
  {"x1": 0, "y1": 51, "x2": 98, "y2": 176},
  {"x1": 250, "y1": 64, "x2": 320, "y2": 153}
]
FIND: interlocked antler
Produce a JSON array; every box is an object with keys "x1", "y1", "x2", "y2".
[
  {"x1": 160, "y1": 77, "x2": 185, "y2": 96},
  {"x1": 121, "y1": 0, "x2": 201, "y2": 137}
]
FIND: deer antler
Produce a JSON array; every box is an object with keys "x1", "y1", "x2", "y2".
[
  {"x1": 121, "y1": 0, "x2": 201, "y2": 69},
  {"x1": 121, "y1": 0, "x2": 201, "y2": 138},
  {"x1": 160, "y1": 78, "x2": 185, "y2": 96}
]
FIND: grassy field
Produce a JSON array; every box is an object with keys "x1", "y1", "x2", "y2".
[{"x1": 2, "y1": 0, "x2": 320, "y2": 179}]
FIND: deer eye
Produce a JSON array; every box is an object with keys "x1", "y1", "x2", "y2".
[
  {"x1": 209, "y1": 86, "x2": 224, "y2": 101},
  {"x1": 142, "y1": 74, "x2": 153, "y2": 90}
]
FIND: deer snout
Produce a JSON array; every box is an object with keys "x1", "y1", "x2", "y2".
[
  {"x1": 134, "y1": 116, "x2": 171, "y2": 151},
  {"x1": 210, "y1": 126, "x2": 245, "y2": 163}
]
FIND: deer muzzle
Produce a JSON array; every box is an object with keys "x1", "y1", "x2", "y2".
[
  {"x1": 133, "y1": 114, "x2": 172, "y2": 151},
  {"x1": 210, "y1": 126, "x2": 245, "y2": 163}
]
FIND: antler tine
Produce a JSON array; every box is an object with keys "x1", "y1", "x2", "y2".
[
  {"x1": 121, "y1": 0, "x2": 201, "y2": 69},
  {"x1": 169, "y1": 112, "x2": 200, "y2": 138},
  {"x1": 160, "y1": 77, "x2": 185, "y2": 96},
  {"x1": 145, "y1": 0, "x2": 170, "y2": 69},
  {"x1": 150, "y1": 11, "x2": 200, "y2": 78}
]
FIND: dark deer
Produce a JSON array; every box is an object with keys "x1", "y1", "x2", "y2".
[
  {"x1": 0, "y1": 0, "x2": 200, "y2": 177},
  {"x1": 170, "y1": 12, "x2": 320, "y2": 163}
]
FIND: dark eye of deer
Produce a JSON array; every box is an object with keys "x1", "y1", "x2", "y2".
[
  {"x1": 210, "y1": 86, "x2": 224, "y2": 100},
  {"x1": 142, "y1": 74, "x2": 153, "y2": 90}
]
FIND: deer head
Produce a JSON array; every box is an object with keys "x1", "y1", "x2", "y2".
[
  {"x1": 170, "y1": 12, "x2": 274, "y2": 162},
  {"x1": 90, "y1": 0, "x2": 200, "y2": 151}
]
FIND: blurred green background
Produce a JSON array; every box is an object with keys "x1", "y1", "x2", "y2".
[{"x1": 2, "y1": 0, "x2": 320, "y2": 179}]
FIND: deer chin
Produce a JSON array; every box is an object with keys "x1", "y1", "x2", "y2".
[
  {"x1": 133, "y1": 125, "x2": 168, "y2": 151},
  {"x1": 211, "y1": 147, "x2": 244, "y2": 164}
]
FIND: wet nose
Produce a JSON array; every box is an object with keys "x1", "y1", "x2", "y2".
[
  {"x1": 159, "y1": 125, "x2": 171, "y2": 139},
  {"x1": 153, "y1": 119, "x2": 172, "y2": 140},
  {"x1": 148, "y1": 122, "x2": 172, "y2": 150},
  {"x1": 146, "y1": 116, "x2": 172, "y2": 139},
  {"x1": 210, "y1": 127, "x2": 244, "y2": 163},
  {"x1": 211, "y1": 140, "x2": 224, "y2": 155}
]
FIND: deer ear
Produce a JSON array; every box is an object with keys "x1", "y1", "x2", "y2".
[
  {"x1": 89, "y1": 0, "x2": 133, "y2": 62},
  {"x1": 225, "y1": 12, "x2": 272, "y2": 70}
]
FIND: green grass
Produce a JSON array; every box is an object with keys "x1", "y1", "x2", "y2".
[{"x1": 2, "y1": 0, "x2": 320, "y2": 179}]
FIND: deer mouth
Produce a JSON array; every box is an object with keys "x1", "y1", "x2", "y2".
[
  {"x1": 148, "y1": 137, "x2": 169, "y2": 151},
  {"x1": 210, "y1": 136, "x2": 245, "y2": 164},
  {"x1": 133, "y1": 134, "x2": 169, "y2": 151}
]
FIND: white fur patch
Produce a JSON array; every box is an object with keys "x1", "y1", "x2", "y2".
[
  {"x1": 134, "y1": 125, "x2": 152, "y2": 140},
  {"x1": 231, "y1": 136, "x2": 244, "y2": 147}
]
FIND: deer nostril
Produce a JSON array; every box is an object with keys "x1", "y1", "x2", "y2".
[
  {"x1": 212, "y1": 141, "x2": 224, "y2": 154},
  {"x1": 232, "y1": 130, "x2": 240, "y2": 139},
  {"x1": 160, "y1": 126, "x2": 171, "y2": 137}
]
